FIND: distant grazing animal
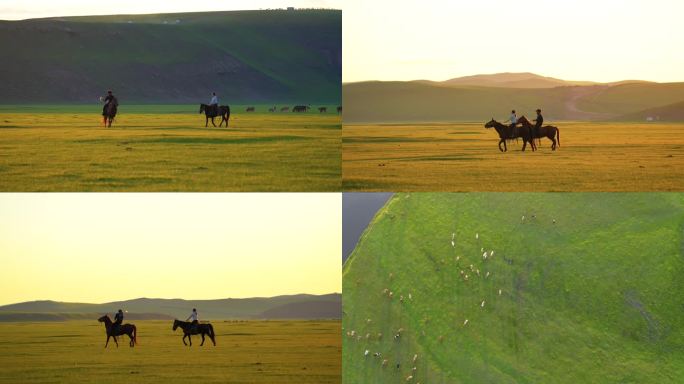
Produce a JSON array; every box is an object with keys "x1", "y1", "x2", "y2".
[
  {"x1": 484, "y1": 118, "x2": 535, "y2": 152},
  {"x1": 318, "y1": 107, "x2": 327, "y2": 113},
  {"x1": 280, "y1": 106, "x2": 290, "y2": 112},
  {"x1": 199, "y1": 103, "x2": 230, "y2": 127},
  {"x1": 98, "y1": 315, "x2": 137, "y2": 348},
  {"x1": 172, "y1": 319, "x2": 216, "y2": 346},
  {"x1": 337, "y1": 105, "x2": 342, "y2": 114},
  {"x1": 517, "y1": 115, "x2": 560, "y2": 150},
  {"x1": 292, "y1": 105, "x2": 310, "y2": 112},
  {"x1": 246, "y1": 106, "x2": 255, "y2": 112},
  {"x1": 268, "y1": 106, "x2": 276, "y2": 112}
]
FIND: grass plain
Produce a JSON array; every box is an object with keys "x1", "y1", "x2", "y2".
[
  {"x1": 342, "y1": 193, "x2": 684, "y2": 383},
  {"x1": 0, "y1": 108, "x2": 341, "y2": 191},
  {"x1": 0, "y1": 320, "x2": 341, "y2": 384},
  {"x1": 342, "y1": 122, "x2": 684, "y2": 191}
]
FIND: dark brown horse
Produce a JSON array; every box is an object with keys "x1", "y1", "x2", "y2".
[
  {"x1": 484, "y1": 118, "x2": 536, "y2": 152},
  {"x1": 517, "y1": 116, "x2": 560, "y2": 150},
  {"x1": 98, "y1": 315, "x2": 137, "y2": 348},
  {"x1": 292, "y1": 105, "x2": 310, "y2": 112},
  {"x1": 103, "y1": 99, "x2": 118, "y2": 127},
  {"x1": 172, "y1": 319, "x2": 216, "y2": 346},
  {"x1": 318, "y1": 107, "x2": 327, "y2": 113},
  {"x1": 199, "y1": 104, "x2": 231, "y2": 127}
]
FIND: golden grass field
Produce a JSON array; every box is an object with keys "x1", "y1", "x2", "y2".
[
  {"x1": 342, "y1": 122, "x2": 684, "y2": 191},
  {"x1": 0, "y1": 112, "x2": 340, "y2": 191},
  {"x1": 0, "y1": 320, "x2": 341, "y2": 384}
]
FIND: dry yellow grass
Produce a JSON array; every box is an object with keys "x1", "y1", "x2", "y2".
[
  {"x1": 0, "y1": 112, "x2": 340, "y2": 191},
  {"x1": 342, "y1": 122, "x2": 684, "y2": 191}
]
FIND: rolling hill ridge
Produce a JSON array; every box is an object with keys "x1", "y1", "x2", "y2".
[
  {"x1": 0, "y1": 10, "x2": 341, "y2": 104},
  {"x1": 343, "y1": 74, "x2": 684, "y2": 122},
  {"x1": 0, "y1": 293, "x2": 341, "y2": 321}
]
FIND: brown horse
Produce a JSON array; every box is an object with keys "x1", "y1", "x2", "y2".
[
  {"x1": 484, "y1": 118, "x2": 536, "y2": 152},
  {"x1": 199, "y1": 104, "x2": 231, "y2": 127},
  {"x1": 98, "y1": 315, "x2": 137, "y2": 348},
  {"x1": 517, "y1": 116, "x2": 560, "y2": 150},
  {"x1": 103, "y1": 99, "x2": 117, "y2": 127},
  {"x1": 172, "y1": 319, "x2": 216, "y2": 346}
]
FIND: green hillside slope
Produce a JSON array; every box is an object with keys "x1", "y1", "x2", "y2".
[
  {"x1": 613, "y1": 101, "x2": 684, "y2": 122},
  {"x1": 343, "y1": 193, "x2": 684, "y2": 383},
  {"x1": 0, "y1": 294, "x2": 341, "y2": 320},
  {"x1": 342, "y1": 81, "x2": 684, "y2": 123},
  {"x1": 0, "y1": 10, "x2": 341, "y2": 103}
]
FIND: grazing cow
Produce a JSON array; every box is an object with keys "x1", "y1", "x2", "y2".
[
  {"x1": 292, "y1": 105, "x2": 309, "y2": 112},
  {"x1": 280, "y1": 106, "x2": 290, "y2": 112},
  {"x1": 337, "y1": 105, "x2": 342, "y2": 114},
  {"x1": 318, "y1": 107, "x2": 327, "y2": 113},
  {"x1": 246, "y1": 106, "x2": 255, "y2": 112}
]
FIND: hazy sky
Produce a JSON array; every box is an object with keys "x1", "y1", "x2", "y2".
[
  {"x1": 0, "y1": 193, "x2": 341, "y2": 305},
  {"x1": 344, "y1": 0, "x2": 684, "y2": 83},
  {"x1": 0, "y1": 0, "x2": 341, "y2": 20}
]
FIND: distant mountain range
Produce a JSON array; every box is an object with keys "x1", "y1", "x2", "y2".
[
  {"x1": 0, "y1": 293, "x2": 341, "y2": 322},
  {"x1": 343, "y1": 73, "x2": 684, "y2": 122},
  {"x1": 0, "y1": 10, "x2": 341, "y2": 104}
]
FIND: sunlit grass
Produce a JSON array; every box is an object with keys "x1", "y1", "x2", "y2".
[
  {"x1": 342, "y1": 122, "x2": 684, "y2": 191},
  {"x1": 0, "y1": 111, "x2": 341, "y2": 191},
  {"x1": 0, "y1": 319, "x2": 341, "y2": 384}
]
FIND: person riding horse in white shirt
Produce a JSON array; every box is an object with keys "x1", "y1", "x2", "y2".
[
  {"x1": 186, "y1": 308, "x2": 199, "y2": 332},
  {"x1": 209, "y1": 93, "x2": 218, "y2": 115},
  {"x1": 504, "y1": 110, "x2": 517, "y2": 139}
]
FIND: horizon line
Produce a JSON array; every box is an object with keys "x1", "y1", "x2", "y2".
[
  {"x1": 0, "y1": 292, "x2": 342, "y2": 307},
  {"x1": 0, "y1": 8, "x2": 341, "y2": 21}
]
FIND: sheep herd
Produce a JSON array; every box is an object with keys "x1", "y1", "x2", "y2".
[{"x1": 346, "y1": 208, "x2": 560, "y2": 382}]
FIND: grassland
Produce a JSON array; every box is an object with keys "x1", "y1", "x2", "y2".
[
  {"x1": 342, "y1": 122, "x2": 684, "y2": 191},
  {"x1": 0, "y1": 109, "x2": 341, "y2": 191},
  {"x1": 0, "y1": 320, "x2": 340, "y2": 384},
  {"x1": 342, "y1": 193, "x2": 684, "y2": 383}
]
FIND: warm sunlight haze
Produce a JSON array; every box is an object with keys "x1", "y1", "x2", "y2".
[
  {"x1": 0, "y1": 193, "x2": 341, "y2": 305},
  {"x1": 343, "y1": 0, "x2": 684, "y2": 83}
]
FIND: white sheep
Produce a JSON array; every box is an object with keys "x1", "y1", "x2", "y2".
[
  {"x1": 406, "y1": 375, "x2": 413, "y2": 381},
  {"x1": 476, "y1": 233, "x2": 479, "y2": 239},
  {"x1": 481, "y1": 300, "x2": 485, "y2": 308},
  {"x1": 412, "y1": 354, "x2": 418, "y2": 363},
  {"x1": 485, "y1": 271, "x2": 490, "y2": 278},
  {"x1": 498, "y1": 289, "x2": 502, "y2": 295},
  {"x1": 364, "y1": 349, "x2": 369, "y2": 357},
  {"x1": 408, "y1": 293, "x2": 412, "y2": 300},
  {"x1": 463, "y1": 319, "x2": 469, "y2": 326},
  {"x1": 522, "y1": 215, "x2": 525, "y2": 222}
]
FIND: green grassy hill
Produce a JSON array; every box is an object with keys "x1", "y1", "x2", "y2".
[
  {"x1": 0, "y1": 294, "x2": 341, "y2": 320},
  {"x1": 613, "y1": 101, "x2": 684, "y2": 122},
  {"x1": 0, "y1": 9, "x2": 340, "y2": 104},
  {"x1": 342, "y1": 80, "x2": 684, "y2": 123},
  {"x1": 343, "y1": 193, "x2": 684, "y2": 383}
]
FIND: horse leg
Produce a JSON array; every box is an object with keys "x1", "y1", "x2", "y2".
[
  {"x1": 182, "y1": 334, "x2": 188, "y2": 346},
  {"x1": 200, "y1": 333, "x2": 205, "y2": 346},
  {"x1": 113, "y1": 336, "x2": 119, "y2": 348},
  {"x1": 211, "y1": 117, "x2": 216, "y2": 127},
  {"x1": 498, "y1": 139, "x2": 504, "y2": 152},
  {"x1": 205, "y1": 116, "x2": 209, "y2": 127},
  {"x1": 105, "y1": 335, "x2": 110, "y2": 348}
]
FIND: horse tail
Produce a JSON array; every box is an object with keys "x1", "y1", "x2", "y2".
[
  {"x1": 133, "y1": 325, "x2": 138, "y2": 345},
  {"x1": 209, "y1": 324, "x2": 216, "y2": 344},
  {"x1": 556, "y1": 127, "x2": 560, "y2": 147}
]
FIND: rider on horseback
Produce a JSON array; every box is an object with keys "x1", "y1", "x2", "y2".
[
  {"x1": 209, "y1": 93, "x2": 218, "y2": 116},
  {"x1": 186, "y1": 308, "x2": 199, "y2": 333},
  {"x1": 102, "y1": 90, "x2": 118, "y2": 124},
  {"x1": 113, "y1": 309, "x2": 124, "y2": 334},
  {"x1": 504, "y1": 110, "x2": 517, "y2": 139},
  {"x1": 532, "y1": 108, "x2": 544, "y2": 142}
]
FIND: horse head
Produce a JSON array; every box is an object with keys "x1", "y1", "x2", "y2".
[
  {"x1": 98, "y1": 315, "x2": 110, "y2": 323},
  {"x1": 484, "y1": 118, "x2": 497, "y2": 128},
  {"x1": 517, "y1": 115, "x2": 529, "y2": 125},
  {"x1": 199, "y1": 104, "x2": 205, "y2": 114},
  {"x1": 172, "y1": 319, "x2": 180, "y2": 331}
]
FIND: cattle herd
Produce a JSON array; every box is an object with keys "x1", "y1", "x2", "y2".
[{"x1": 246, "y1": 105, "x2": 342, "y2": 113}]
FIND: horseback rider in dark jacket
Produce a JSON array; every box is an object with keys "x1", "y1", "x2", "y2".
[
  {"x1": 102, "y1": 90, "x2": 118, "y2": 122},
  {"x1": 113, "y1": 309, "x2": 124, "y2": 333},
  {"x1": 532, "y1": 108, "x2": 543, "y2": 141}
]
